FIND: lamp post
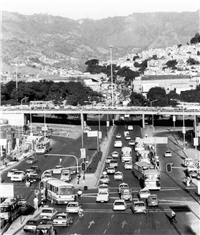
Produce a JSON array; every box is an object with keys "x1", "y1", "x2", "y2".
[
  {"x1": 182, "y1": 107, "x2": 186, "y2": 150},
  {"x1": 150, "y1": 99, "x2": 158, "y2": 126},
  {"x1": 21, "y1": 97, "x2": 28, "y2": 106},
  {"x1": 45, "y1": 154, "x2": 79, "y2": 174},
  {"x1": 109, "y1": 45, "x2": 114, "y2": 107}
]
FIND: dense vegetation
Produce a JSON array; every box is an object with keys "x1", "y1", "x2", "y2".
[{"x1": 1, "y1": 80, "x2": 102, "y2": 106}]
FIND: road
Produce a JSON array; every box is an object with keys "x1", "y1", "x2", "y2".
[{"x1": 3, "y1": 124, "x2": 200, "y2": 235}]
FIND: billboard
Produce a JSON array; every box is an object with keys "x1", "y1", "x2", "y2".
[{"x1": 0, "y1": 183, "x2": 14, "y2": 198}]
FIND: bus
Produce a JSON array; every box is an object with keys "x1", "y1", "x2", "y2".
[
  {"x1": 39, "y1": 178, "x2": 76, "y2": 204},
  {"x1": 35, "y1": 139, "x2": 51, "y2": 154},
  {"x1": 143, "y1": 169, "x2": 161, "y2": 190},
  {"x1": 0, "y1": 198, "x2": 21, "y2": 222},
  {"x1": 132, "y1": 161, "x2": 154, "y2": 180},
  {"x1": 30, "y1": 100, "x2": 54, "y2": 109}
]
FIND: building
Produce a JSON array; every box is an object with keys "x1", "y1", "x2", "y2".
[{"x1": 133, "y1": 75, "x2": 200, "y2": 95}]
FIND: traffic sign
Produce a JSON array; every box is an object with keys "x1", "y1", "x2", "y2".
[
  {"x1": 80, "y1": 148, "x2": 86, "y2": 159},
  {"x1": 166, "y1": 163, "x2": 172, "y2": 173}
]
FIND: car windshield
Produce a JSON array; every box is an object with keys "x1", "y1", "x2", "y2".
[
  {"x1": 135, "y1": 203, "x2": 144, "y2": 207},
  {"x1": 41, "y1": 209, "x2": 53, "y2": 213},
  {"x1": 115, "y1": 202, "x2": 124, "y2": 205},
  {"x1": 68, "y1": 204, "x2": 77, "y2": 207},
  {"x1": 56, "y1": 215, "x2": 66, "y2": 219},
  {"x1": 27, "y1": 220, "x2": 37, "y2": 225}
]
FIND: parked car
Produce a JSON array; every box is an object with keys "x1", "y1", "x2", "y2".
[
  {"x1": 66, "y1": 202, "x2": 81, "y2": 213},
  {"x1": 23, "y1": 219, "x2": 39, "y2": 233},
  {"x1": 53, "y1": 212, "x2": 73, "y2": 227},
  {"x1": 114, "y1": 171, "x2": 123, "y2": 181},
  {"x1": 131, "y1": 201, "x2": 147, "y2": 214},
  {"x1": 39, "y1": 206, "x2": 57, "y2": 220},
  {"x1": 26, "y1": 156, "x2": 38, "y2": 165},
  {"x1": 164, "y1": 150, "x2": 172, "y2": 158},
  {"x1": 113, "y1": 199, "x2": 127, "y2": 211}
]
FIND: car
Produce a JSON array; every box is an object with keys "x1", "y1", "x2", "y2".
[
  {"x1": 30, "y1": 165, "x2": 41, "y2": 173},
  {"x1": 111, "y1": 151, "x2": 119, "y2": 158},
  {"x1": 60, "y1": 170, "x2": 71, "y2": 182},
  {"x1": 128, "y1": 140, "x2": 135, "y2": 146},
  {"x1": 120, "y1": 188, "x2": 133, "y2": 201},
  {"x1": 131, "y1": 201, "x2": 147, "y2": 214},
  {"x1": 10, "y1": 170, "x2": 26, "y2": 182},
  {"x1": 116, "y1": 133, "x2": 121, "y2": 139},
  {"x1": 99, "y1": 175, "x2": 110, "y2": 184},
  {"x1": 106, "y1": 166, "x2": 115, "y2": 174},
  {"x1": 138, "y1": 188, "x2": 151, "y2": 199},
  {"x1": 118, "y1": 183, "x2": 129, "y2": 194},
  {"x1": 26, "y1": 156, "x2": 38, "y2": 164},
  {"x1": 147, "y1": 194, "x2": 159, "y2": 207},
  {"x1": 28, "y1": 173, "x2": 41, "y2": 183},
  {"x1": 114, "y1": 171, "x2": 123, "y2": 181},
  {"x1": 39, "y1": 206, "x2": 57, "y2": 220},
  {"x1": 7, "y1": 168, "x2": 18, "y2": 178},
  {"x1": 23, "y1": 219, "x2": 39, "y2": 233},
  {"x1": 98, "y1": 184, "x2": 109, "y2": 193},
  {"x1": 124, "y1": 131, "x2": 130, "y2": 137},
  {"x1": 127, "y1": 125, "x2": 133, "y2": 130},
  {"x1": 124, "y1": 161, "x2": 132, "y2": 170},
  {"x1": 38, "y1": 218, "x2": 53, "y2": 225},
  {"x1": 53, "y1": 165, "x2": 63, "y2": 174},
  {"x1": 36, "y1": 224, "x2": 56, "y2": 235},
  {"x1": 125, "y1": 134, "x2": 131, "y2": 140},
  {"x1": 105, "y1": 156, "x2": 113, "y2": 164},
  {"x1": 164, "y1": 150, "x2": 172, "y2": 158},
  {"x1": 109, "y1": 159, "x2": 118, "y2": 168},
  {"x1": 41, "y1": 170, "x2": 53, "y2": 179},
  {"x1": 114, "y1": 141, "x2": 122, "y2": 148},
  {"x1": 25, "y1": 168, "x2": 37, "y2": 176},
  {"x1": 96, "y1": 191, "x2": 109, "y2": 203},
  {"x1": 113, "y1": 199, "x2": 127, "y2": 211},
  {"x1": 187, "y1": 166, "x2": 198, "y2": 178},
  {"x1": 53, "y1": 212, "x2": 73, "y2": 227},
  {"x1": 66, "y1": 202, "x2": 81, "y2": 213}
]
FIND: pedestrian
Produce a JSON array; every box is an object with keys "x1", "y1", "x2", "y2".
[
  {"x1": 77, "y1": 189, "x2": 83, "y2": 200},
  {"x1": 33, "y1": 196, "x2": 39, "y2": 210},
  {"x1": 171, "y1": 210, "x2": 177, "y2": 223}
]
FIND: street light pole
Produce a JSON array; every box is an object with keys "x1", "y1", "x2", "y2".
[
  {"x1": 182, "y1": 107, "x2": 186, "y2": 150},
  {"x1": 150, "y1": 99, "x2": 158, "y2": 126},
  {"x1": 109, "y1": 45, "x2": 114, "y2": 107},
  {"x1": 15, "y1": 64, "x2": 18, "y2": 102}
]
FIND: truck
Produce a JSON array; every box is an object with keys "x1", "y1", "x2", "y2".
[{"x1": 121, "y1": 146, "x2": 132, "y2": 162}]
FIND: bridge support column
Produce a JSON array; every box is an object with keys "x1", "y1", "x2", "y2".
[{"x1": 142, "y1": 114, "x2": 145, "y2": 128}]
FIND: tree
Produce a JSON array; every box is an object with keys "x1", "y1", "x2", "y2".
[
  {"x1": 147, "y1": 87, "x2": 168, "y2": 107},
  {"x1": 166, "y1": 60, "x2": 177, "y2": 68},
  {"x1": 128, "y1": 92, "x2": 147, "y2": 106},
  {"x1": 190, "y1": 33, "x2": 200, "y2": 44},
  {"x1": 187, "y1": 58, "x2": 199, "y2": 65}
]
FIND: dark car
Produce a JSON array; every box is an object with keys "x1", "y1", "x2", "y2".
[
  {"x1": 26, "y1": 156, "x2": 38, "y2": 165},
  {"x1": 23, "y1": 218, "x2": 39, "y2": 233},
  {"x1": 30, "y1": 165, "x2": 41, "y2": 173},
  {"x1": 28, "y1": 173, "x2": 41, "y2": 183}
]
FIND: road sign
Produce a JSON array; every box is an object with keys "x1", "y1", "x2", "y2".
[
  {"x1": 166, "y1": 163, "x2": 172, "y2": 173},
  {"x1": 182, "y1": 127, "x2": 186, "y2": 134},
  {"x1": 80, "y1": 148, "x2": 86, "y2": 159},
  {"x1": 87, "y1": 130, "x2": 98, "y2": 137},
  {"x1": 173, "y1": 115, "x2": 176, "y2": 122},
  {"x1": 193, "y1": 137, "x2": 198, "y2": 146}
]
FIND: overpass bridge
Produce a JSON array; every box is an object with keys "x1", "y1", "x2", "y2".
[{"x1": 1, "y1": 106, "x2": 199, "y2": 128}]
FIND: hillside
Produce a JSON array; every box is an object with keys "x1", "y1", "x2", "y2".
[{"x1": 2, "y1": 10, "x2": 200, "y2": 71}]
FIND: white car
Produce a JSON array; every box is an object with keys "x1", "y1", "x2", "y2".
[
  {"x1": 7, "y1": 169, "x2": 18, "y2": 178},
  {"x1": 10, "y1": 170, "x2": 26, "y2": 182},
  {"x1": 164, "y1": 151, "x2": 172, "y2": 158},
  {"x1": 106, "y1": 167, "x2": 115, "y2": 174},
  {"x1": 124, "y1": 131, "x2": 130, "y2": 137},
  {"x1": 53, "y1": 165, "x2": 63, "y2": 174},
  {"x1": 96, "y1": 191, "x2": 109, "y2": 203},
  {"x1": 66, "y1": 202, "x2": 81, "y2": 213},
  {"x1": 125, "y1": 134, "x2": 131, "y2": 140},
  {"x1": 39, "y1": 206, "x2": 57, "y2": 219},
  {"x1": 114, "y1": 171, "x2": 123, "y2": 181},
  {"x1": 124, "y1": 161, "x2": 133, "y2": 170},
  {"x1": 113, "y1": 199, "x2": 127, "y2": 211},
  {"x1": 118, "y1": 183, "x2": 129, "y2": 194},
  {"x1": 128, "y1": 140, "x2": 135, "y2": 146},
  {"x1": 114, "y1": 141, "x2": 122, "y2": 148},
  {"x1": 111, "y1": 151, "x2": 119, "y2": 158},
  {"x1": 41, "y1": 170, "x2": 53, "y2": 179},
  {"x1": 116, "y1": 133, "x2": 121, "y2": 139},
  {"x1": 99, "y1": 175, "x2": 110, "y2": 184},
  {"x1": 98, "y1": 184, "x2": 109, "y2": 193},
  {"x1": 138, "y1": 188, "x2": 151, "y2": 199},
  {"x1": 127, "y1": 125, "x2": 133, "y2": 130},
  {"x1": 25, "y1": 169, "x2": 37, "y2": 177},
  {"x1": 60, "y1": 170, "x2": 71, "y2": 182}
]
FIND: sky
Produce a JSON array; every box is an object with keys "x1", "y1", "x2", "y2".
[{"x1": 1, "y1": 0, "x2": 200, "y2": 20}]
